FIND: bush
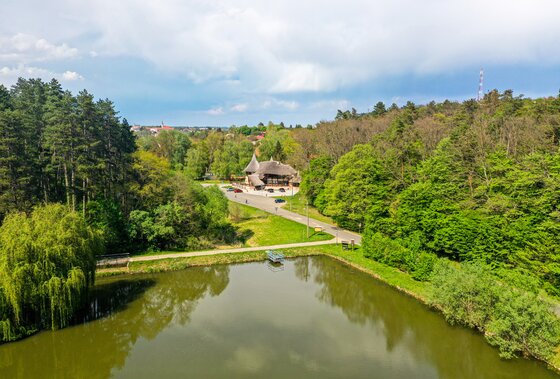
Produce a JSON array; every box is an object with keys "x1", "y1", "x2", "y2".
[
  {"x1": 363, "y1": 232, "x2": 437, "y2": 281},
  {"x1": 430, "y1": 259, "x2": 560, "y2": 360},
  {"x1": 430, "y1": 260, "x2": 498, "y2": 330},
  {"x1": 86, "y1": 199, "x2": 130, "y2": 254},
  {"x1": 128, "y1": 203, "x2": 187, "y2": 251},
  {"x1": 410, "y1": 252, "x2": 438, "y2": 281},
  {"x1": 486, "y1": 289, "x2": 560, "y2": 360}
]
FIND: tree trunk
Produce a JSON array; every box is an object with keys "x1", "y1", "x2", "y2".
[{"x1": 63, "y1": 162, "x2": 70, "y2": 207}]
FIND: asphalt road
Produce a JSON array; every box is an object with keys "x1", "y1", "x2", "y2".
[{"x1": 224, "y1": 188, "x2": 362, "y2": 245}]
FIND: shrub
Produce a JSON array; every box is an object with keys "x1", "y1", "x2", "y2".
[
  {"x1": 430, "y1": 259, "x2": 560, "y2": 360},
  {"x1": 430, "y1": 260, "x2": 498, "y2": 330},
  {"x1": 486, "y1": 289, "x2": 560, "y2": 360},
  {"x1": 364, "y1": 232, "x2": 437, "y2": 281}
]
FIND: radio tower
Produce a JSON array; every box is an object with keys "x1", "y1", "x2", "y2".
[{"x1": 477, "y1": 68, "x2": 484, "y2": 101}]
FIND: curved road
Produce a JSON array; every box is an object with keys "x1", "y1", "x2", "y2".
[
  {"x1": 224, "y1": 188, "x2": 361, "y2": 245},
  {"x1": 123, "y1": 188, "x2": 361, "y2": 264}
]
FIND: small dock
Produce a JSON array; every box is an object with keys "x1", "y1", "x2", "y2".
[{"x1": 267, "y1": 250, "x2": 285, "y2": 263}]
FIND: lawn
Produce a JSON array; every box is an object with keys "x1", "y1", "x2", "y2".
[
  {"x1": 282, "y1": 192, "x2": 335, "y2": 225},
  {"x1": 132, "y1": 202, "x2": 333, "y2": 257},
  {"x1": 195, "y1": 179, "x2": 228, "y2": 185},
  {"x1": 99, "y1": 243, "x2": 428, "y2": 302},
  {"x1": 280, "y1": 244, "x2": 430, "y2": 301},
  {"x1": 230, "y1": 202, "x2": 332, "y2": 246}
]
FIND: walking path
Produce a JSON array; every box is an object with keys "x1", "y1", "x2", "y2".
[
  {"x1": 130, "y1": 239, "x2": 336, "y2": 262},
  {"x1": 125, "y1": 187, "x2": 361, "y2": 263}
]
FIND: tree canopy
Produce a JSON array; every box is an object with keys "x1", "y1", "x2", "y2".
[{"x1": 0, "y1": 204, "x2": 102, "y2": 342}]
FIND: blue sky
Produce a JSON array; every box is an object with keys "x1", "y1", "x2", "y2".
[{"x1": 1, "y1": 0, "x2": 560, "y2": 126}]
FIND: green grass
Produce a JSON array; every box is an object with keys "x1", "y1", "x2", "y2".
[
  {"x1": 230, "y1": 202, "x2": 332, "y2": 246},
  {"x1": 98, "y1": 244, "x2": 427, "y2": 302},
  {"x1": 195, "y1": 179, "x2": 227, "y2": 184},
  {"x1": 282, "y1": 192, "x2": 335, "y2": 225},
  {"x1": 131, "y1": 202, "x2": 332, "y2": 258},
  {"x1": 281, "y1": 244, "x2": 430, "y2": 300},
  {"x1": 96, "y1": 243, "x2": 560, "y2": 372},
  {"x1": 99, "y1": 248, "x2": 320, "y2": 277}
]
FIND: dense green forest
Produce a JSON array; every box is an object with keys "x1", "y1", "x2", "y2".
[
  {"x1": 299, "y1": 91, "x2": 560, "y2": 291},
  {"x1": 0, "y1": 78, "x2": 237, "y2": 253},
  {"x1": 297, "y1": 91, "x2": 560, "y2": 360},
  {"x1": 0, "y1": 79, "x2": 237, "y2": 341}
]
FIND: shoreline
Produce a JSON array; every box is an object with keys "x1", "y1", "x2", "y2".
[{"x1": 96, "y1": 244, "x2": 560, "y2": 374}]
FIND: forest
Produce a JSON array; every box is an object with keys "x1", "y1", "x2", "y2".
[
  {"x1": 297, "y1": 92, "x2": 560, "y2": 360},
  {"x1": 0, "y1": 79, "x2": 236, "y2": 341}
]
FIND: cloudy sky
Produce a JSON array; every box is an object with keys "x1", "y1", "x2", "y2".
[{"x1": 1, "y1": 0, "x2": 560, "y2": 126}]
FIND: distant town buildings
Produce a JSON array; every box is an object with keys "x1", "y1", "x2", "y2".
[
  {"x1": 148, "y1": 123, "x2": 174, "y2": 135},
  {"x1": 129, "y1": 122, "x2": 221, "y2": 135}
]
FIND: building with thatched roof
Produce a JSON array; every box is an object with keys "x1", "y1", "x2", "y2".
[{"x1": 244, "y1": 154, "x2": 299, "y2": 189}]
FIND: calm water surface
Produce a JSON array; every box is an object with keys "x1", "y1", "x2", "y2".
[{"x1": 0, "y1": 256, "x2": 557, "y2": 379}]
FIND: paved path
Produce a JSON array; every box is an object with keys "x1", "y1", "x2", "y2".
[
  {"x1": 126, "y1": 187, "x2": 361, "y2": 264},
  {"x1": 130, "y1": 239, "x2": 336, "y2": 262},
  {"x1": 223, "y1": 188, "x2": 362, "y2": 244}
]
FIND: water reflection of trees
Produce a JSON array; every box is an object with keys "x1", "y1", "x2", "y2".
[
  {"x1": 0, "y1": 265, "x2": 230, "y2": 379},
  {"x1": 294, "y1": 256, "x2": 556, "y2": 379}
]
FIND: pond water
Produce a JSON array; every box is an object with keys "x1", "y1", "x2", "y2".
[{"x1": 0, "y1": 256, "x2": 558, "y2": 379}]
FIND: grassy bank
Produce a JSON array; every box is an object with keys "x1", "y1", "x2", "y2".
[
  {"x1": 96, "y1": 242, "x2": 560, "y2": 372},
  {"x1": 284, "y1": 244, "x2": 430, "y2": 300},
  {"x1": 132, "y1": 202, "x2": 332, "y2": 257},
  {"x1": 97, "y1": 248, "x2": 319, "y2": 277},
  {"x1": 98, "y1": 244, "x2": 428, "y2": 301},
  {"x1": 282, "y1": 192, "x2": 335, "y2": 225},
  {"x1": 195, "y1": 179, "x2": 227, "y2": 185},
  {"x1": 229, "y1": 202, "x2": 332, "y2": 246}
]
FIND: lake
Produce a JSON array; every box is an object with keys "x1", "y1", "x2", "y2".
[{"x1": 0, "y1": 256, "x2": 557, "y2": 378}]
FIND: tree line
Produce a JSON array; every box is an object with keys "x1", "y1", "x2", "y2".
[
  {"x1": 0, "y1": 78, "x2": 135, "y2": 219},
  {"x1": 0, "y1": 78, "x2": 241, "y2": 342},
  {"x1": 299, "y1": 90, "x2": 560, "y2": 361}
]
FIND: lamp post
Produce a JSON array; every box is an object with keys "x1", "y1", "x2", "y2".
[
  {"x1": 306, "y1": 199, "x2": 309, "y2": 238},
  {"x1": 290, "y1": 185, "x2": 293, "y2": 212},
  {"x1": 334, "y1": 227, "x2": 338, "y2": 244}
]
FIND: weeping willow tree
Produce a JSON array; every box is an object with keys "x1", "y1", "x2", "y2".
[{"x1": 0, "y1": 204, "x2": 102, "y2": 342}]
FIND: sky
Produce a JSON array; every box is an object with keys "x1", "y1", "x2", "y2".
[{"x1": 1, "y1": 0, "x2": 560, "y2": 126}]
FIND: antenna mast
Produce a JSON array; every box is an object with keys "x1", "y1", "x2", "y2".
[{"x1": 477, "y1": 68, "x2": 484, "y2": 101}]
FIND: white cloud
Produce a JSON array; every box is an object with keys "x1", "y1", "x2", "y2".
[
  {"x1": 3, "y1": 0, "x2": 560, "y2": 96},
  {"x1": 70, "y1": 0, "x2": 560, "y2": 93},
  {"x1": 207, "y1": 107, "x2": 224, "y2": 115},
  {"x1": 62, "y1": 70, "x2": 84, "y2": 81},
  {"x1": 0, "y1": 33, "x2": 78, "y2": 63},
  {"x1": 0, "y1": 64, "x2": 84, "y2": 86},
  {"x1": 275, "y1": 100, "x2": 299, "y2": 111},
  {"x1": 262, "y1": 98, "x2": 299, "y2": 111},
  {"x1": 230, "y1": 103, "x2": 248, "y2": 112},
  {"x1": 309, "y1": 99, "x2": 350, "y2": 111},
  {"x1": 0, "y1": 64, "x2": 54, "y2": 83},
  {"x1": 0, "y1": 65, "x2": 46, "y2": 76}
]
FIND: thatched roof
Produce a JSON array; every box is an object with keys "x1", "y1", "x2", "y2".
[
  {"x1": 256, "y1": 160, "x2": 297, "y2": 177},
  {"x1": 247, "y1": 174, "x2": 265, "y2": 187},
  {"x1": 244, "y1": 153, "x2": 260, "y2": 173}
]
